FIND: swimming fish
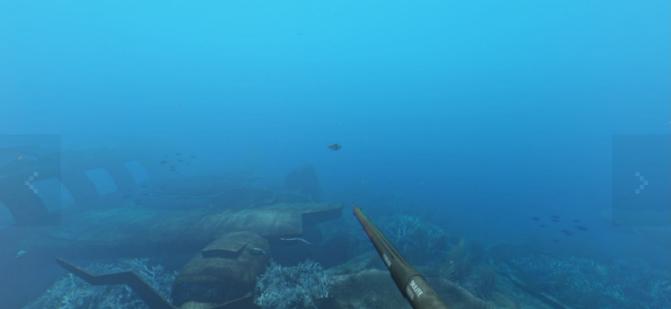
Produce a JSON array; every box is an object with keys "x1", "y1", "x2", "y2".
[
  {"x1": 160, "y1": 152, "x2": 197, "y2": 170},
  {"x1": 328, "y1": 144, "x2": 342, "y2": 151},
  {"x1": 575, "y1": 225, "x2": 589, "y2": 232}
]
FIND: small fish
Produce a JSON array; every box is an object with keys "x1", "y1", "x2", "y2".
[
  {"x1": 573, "y1": 219, "x2": 581, "y2": 223},
  {"x1": 561, "y1": 229, "x2": 573, "y2": 236},
  {"x1": 539, "y1": 224, "x2": 546, "y2": 228},
  {"x1": 575, "y1": 225, "x2": 589, "y2": 232},
  {"x1": 160, "y1": 160, "x2": 168, "y2": 165},
  {"x1": 531, "y1": 216, "x2": 540, "y2": 221},
  {"x1": 328, "y1": 144, "x2": 342, "y2": 151}
]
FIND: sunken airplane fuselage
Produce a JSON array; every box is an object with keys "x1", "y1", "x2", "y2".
[
  {"x1": 10, "y1": 202, "x2": 342, "y2": 308},
  {"x1": 0, "y1": 147, "x2": 148, "y2": 226},
  {"x1": 19, "y1": 202, "x2": 341, "y2": 257},
  {"x1": 0, "y1": 144, "x2": 320, "y2": 227},
  {"x1": 0, "y1": 144, "x2": 339, "y2": 308}
]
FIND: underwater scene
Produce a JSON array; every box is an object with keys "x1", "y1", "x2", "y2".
[{"x1": 1, "y1": 1, "x2": 670, "y2": 308}]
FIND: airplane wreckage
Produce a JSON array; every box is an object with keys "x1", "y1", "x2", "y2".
[
  {"x1": 0, "y1": 142, "x2": 571, "y2": 309},
  {"x1": 51, "y1": 203, "x2": 344, "y2": 308},
  {"x1": 0, "y1": 144, "x2": 347, "y2": 307}
]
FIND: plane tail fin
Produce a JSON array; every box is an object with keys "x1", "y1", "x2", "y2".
[{"x1": 56, "y1": 258, "x2": 175, "y2": 309}]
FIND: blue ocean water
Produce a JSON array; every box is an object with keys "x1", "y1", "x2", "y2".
[{"x1": 1, "y1": 1, "x2": 670, "y2": 308}]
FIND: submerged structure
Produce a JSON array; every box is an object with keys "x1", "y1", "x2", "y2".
[
  {"x1": 55, "y1": 202, "x2": 342, "y2": 308},
  {"x1": 7, "y1": 200, "x2": 342, "y2": 308},
  {"x1": 0, "y1": 142, "x2": 341, "y2": 308},
  {"x1": 0, "y1": 145, "x2": 148, "y2": 225},
  {"x1": 4, "y1": 144, "x2": 669, "y2": 308}
]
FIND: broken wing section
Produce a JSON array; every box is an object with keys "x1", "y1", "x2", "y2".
[{"x1": 56, "y1": 258, "x2": 176, "y2": 309}]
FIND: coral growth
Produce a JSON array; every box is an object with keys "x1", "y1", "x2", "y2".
[
  {"x1": 507, "y1": 254, "x2": 671, "y2": 308},
  {"x1": 437, "y1": 238, "x2": 500, "y2": 301},
  {"x1": 25, "y1": 259, "x2": 176, "y2": 309},
  {"x1": 464, "y1": 264, "x2": 498, "y2": 299},
  {"x1": 380, "y1": 214, "x2": 449, "y2": 264},
  {"x1": 254, "y1": 260, "x2": 332, "y2": 309},
  {"x1": 439, "y1": 238, "x2": 472, "y2": 281}
]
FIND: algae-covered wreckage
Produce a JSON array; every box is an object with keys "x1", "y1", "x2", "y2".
[
  {"x1": 0, "y1": 143, "x2": 570, "y2": 309},
  {"x1": 0, "y1": 142, "x2": 467, "y2": 309},
  {"x1": 3, "y1": 142, "x2": 667, "y2": 308},
  {"x1": 0, "y1": 144, "x2": 149, "y2": 226},
  {"x1": 53, "y1": 203, "x2": 343, "y2": 309},
  {"x1": 0, "y1": 141, "x2": 343, "y2": 308}
]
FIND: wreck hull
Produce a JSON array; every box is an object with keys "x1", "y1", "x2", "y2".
[{"x1": 5, "y1": 202, "x2": 342, "y2": 260}]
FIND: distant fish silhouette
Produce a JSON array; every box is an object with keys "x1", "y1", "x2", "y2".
[
  {"x1": 561, "y1": 229, "x2": 573, "y2": 236},
  {"x1": 531, "y1": 216, "x2": 540, "y2": 222},
  {"x1": 575, "y1": 225, "x2": 589, "y2": 232},
  {"x1": 159, "y1": 152, "x2": 197, "y2": 171},
  {"x1": 328, "y1": 144, "x2": 342, "y2": 151},
  {"x1": 539, "y1": 224, "x2": 546, "y2": 228}
]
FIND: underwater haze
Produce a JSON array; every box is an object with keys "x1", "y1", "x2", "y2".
[{"x1": 1, "y1": 0, "x2": 670, "y2": 308}]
